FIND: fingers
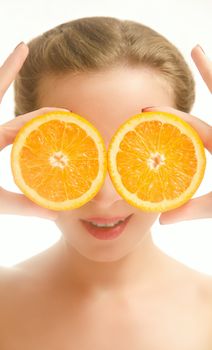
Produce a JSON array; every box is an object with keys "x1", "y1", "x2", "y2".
[
  {"x1": 159, "y1": 192, "x2": 212, "y2": 224},
  {"x1": 0, "y1": 42, "x2": 29, "y2": 103},
  {"x1": 143, "y1": 106, "x2": 212, "y2": 224},
  {"x1": 0, "y1": 107, "x2": 70, "y2": 151},
  {"x1": 142, "y1": 106, "x2": 212, "y2": 153},
  {"x1": 191, "y1": 45, "x2": 212, "y2": 93},
  {"x1": 0, "y1": 107, "x2": 69, "y2": 218},
  {"x1": 0, "y1": 186, "x2": 58, "y2": 221}
]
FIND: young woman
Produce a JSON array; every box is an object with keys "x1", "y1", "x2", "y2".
[{"x1": 0, "y1": 17, "x2": 211, "y2": 349}]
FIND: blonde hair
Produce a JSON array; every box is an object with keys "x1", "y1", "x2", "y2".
[{"x1": 14, "y1": 16, "x2": 195, "y2": 116}]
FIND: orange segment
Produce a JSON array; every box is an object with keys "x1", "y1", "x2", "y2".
[
  {"x1": 11, "y1": 111, "x2": 107, "y2": 210},
  {"x1": 108, "y1": 111, "x2": 206, "y2": 212}
]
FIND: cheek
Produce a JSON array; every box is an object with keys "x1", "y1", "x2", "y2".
[
  {"x1": 122, "y1": 212, "x2": 159, "y2": 244},
  {"x1": 55, "y1": 211, "x2": 80, "y2": 235},
  {"x1": 134, "y1": 211, "x2": 159, "y2": 228}
]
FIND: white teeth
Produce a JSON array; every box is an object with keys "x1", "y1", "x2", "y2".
[{"x1": 89, "y1": 220, "x2": 125, "y2": 228}]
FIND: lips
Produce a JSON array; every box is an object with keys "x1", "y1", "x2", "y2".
[
  {"x1": 80, "y1": 213, "x2": 133, "y2": 224},
  {"x1": 80, "y1": 214, "x2": 134, "y2": 240}
]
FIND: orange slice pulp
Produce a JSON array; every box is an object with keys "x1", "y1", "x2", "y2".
[
  {"x1": 11, "y1": 111, "x2": 107, "y2": 210},
  {"x1": 107, "y1": 111, "x2": 206, "y2": 212}
]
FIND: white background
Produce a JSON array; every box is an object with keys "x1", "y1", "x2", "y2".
[{"x1": 0, "y1": 0, "x2": 211, "y2": 273}]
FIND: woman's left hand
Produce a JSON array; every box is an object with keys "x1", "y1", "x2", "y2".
[{"x1": 142, "y1": 105, "x2": 212, "y2": 224}]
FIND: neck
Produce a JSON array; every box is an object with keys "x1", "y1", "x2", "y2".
[{"x1": 52, "y1": 232, "x2": 166, "y2": 294}]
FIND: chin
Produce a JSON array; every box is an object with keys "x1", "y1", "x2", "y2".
[{"x1": 71, "y1": 236, "x2": 146, "y2": 263}]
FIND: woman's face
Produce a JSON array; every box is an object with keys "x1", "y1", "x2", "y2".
[{"x1": 38, "y1": 65, "x2": 174, "y2": 262}]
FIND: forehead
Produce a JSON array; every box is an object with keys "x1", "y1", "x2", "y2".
[{"x1": 38, "y1": 66, "x2": 174, "y2": 142}]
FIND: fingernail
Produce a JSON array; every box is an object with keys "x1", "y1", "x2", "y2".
[
  {"x1": 14, "y1": 41, "x2": 25, "y2": 50},
  {"x1": 159, "y1": 219, "x2": 172, "y2": 225},
  {"x1": 159, "y1": 219, "x2": 171, "y2": 225},
  {"x1": 141, "y1": 106, "x2": 156, "y2": 112},
  {"x1": 159, "y1": 218, "x2": 169, "y2": 225},
  {"x1": 197, "y1": 44, "x2": 205, "y2": 54}
]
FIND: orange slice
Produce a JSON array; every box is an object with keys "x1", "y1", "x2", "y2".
[
  {"x1": 11, "y1": 111, "x2": 107, "y2": 210},
  {"x1": 108, "y1": 111, "x2": 206, "y2": 212}
]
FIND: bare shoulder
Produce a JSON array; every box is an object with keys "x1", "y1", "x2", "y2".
[
  {"x1": 177, "y1": 257, "x2": 211, "y2": 290},
  {"x1": 0, "y1": 265, "x2": 34, "y2": 307},
  {"x1": 0, "y1": 247, "x2": 57, "y2": 305},
  {"x1": 165, "y1": 255, "x2": 212, "y2": 326},
  {"x1": 0, "y1": 265, "x2": 19, "y2": 286},
  {"x1": 0, "y1": 267, "x2": 20, "y2": 321},
  {"x1": 194, "y1": 271, "x2": 212, "y2": 339},
  {"x1": 161, "y1": 251, "x2": 212, "y2": 305},
  {"x1": 195, "y1": 270, "x2": 212, "y2": 305},
  {"x1": 0, "y1": 265, "x2": 27, "y2": 283},
  {"x1": 180, "y1": 263, "x2": 212, "y2": 299},
  {"x1": 171, "y1": 261, "x2": 212, "y2": 347},
  {"x1": 0, "y1": 266, "x2": 26, "y2": 300}
]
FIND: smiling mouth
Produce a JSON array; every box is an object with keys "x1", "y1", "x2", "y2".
[
  {"x1": 80, "y1": 213, "x2": 134, "y2": 228},
  {"x1": 79, "y1": 213, "x2": 134, "y2": 240}
]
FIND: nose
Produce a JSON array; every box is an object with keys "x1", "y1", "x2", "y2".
[{"x1": 91, "y1": 172, "x2": 123, "y2": 208}]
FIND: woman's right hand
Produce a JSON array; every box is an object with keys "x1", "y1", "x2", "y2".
[{"x1": 0, "y1": 42, "x2": 68, "y2": 221}]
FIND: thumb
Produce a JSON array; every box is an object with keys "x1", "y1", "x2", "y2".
[
  {"x1": 159, "y1": 192, "x2": 212, "y2": 224},
  {"x1": 0, "y1": 187, "x2": 58, "y2": 221}
]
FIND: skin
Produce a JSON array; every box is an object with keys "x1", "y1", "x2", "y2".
[{"x1": 0, "y1": 43, "x2": 211, "y2": 349}]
